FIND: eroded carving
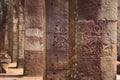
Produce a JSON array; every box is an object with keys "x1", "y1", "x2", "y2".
[
  {"x1": 78, "y1": 20, "x2": 108, "y2": 56},
  {"x1": 55, "y1": 24, "x2": 67, "y2": 34},
  {"x1": 52, "y1": 35, "x2": 67, "y2": 49}
]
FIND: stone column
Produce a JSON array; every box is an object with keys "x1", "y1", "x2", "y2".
[
  {"x1": 12, "y1": 15, "x2": 18, "y2": 62},
  {"x1": 24, "y1": 0, "x2": 45, "y2": 77},
  {"x1": 46, "y1": 0, "x2": 69, "y2": 79},
  {"x1": 4, "y1": 24, "x2": 9, "y2": 51},
  {"x1": 69, "y1": 0, "x2": 118, "y2": 80},
  {"x1": 17, "y1": 2, "x2": 25, "y2": 68},
  {"x1": 8, "y1": 0, "x2": 14, "y2": 61}
]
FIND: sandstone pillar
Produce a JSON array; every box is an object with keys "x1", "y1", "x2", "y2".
[
  {"x1": 24, "y1": 0, "x2": 45, "y2": 77},
  {"x1": 8, "y1": 0, "x2": 14, "y2": 61},
  {"x1": 12, "y1": 15, "x2": 18, "y2": 62},
  {"x1": 46, "y1": 0, "x2": 69, "y2": 79},
  {"x1": 17, "y1": 1, "x2": 25, "y2": 68},
  {"x1": 69, "y1": 0, "x2": 118, "y2": 80}
]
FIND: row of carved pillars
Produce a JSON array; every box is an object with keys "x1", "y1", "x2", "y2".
[
  {"x1": 24, "y1": 0, "x2": 118, "y2": 80},
  {"x1": 5, "y1": 0, "x2": 118, "y2": 80}
]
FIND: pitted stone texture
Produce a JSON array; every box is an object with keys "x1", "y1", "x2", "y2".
[
  {"x1": 107, "y1": 22, "x2": 117, "y2": 44},
  {"x1": 24, "y1": 0, "x2": 45, "y2": 77},
  {"x1": 101, "y1": 72, "x2": 116, "y2": 80},
  {"x1": 25, "y1": 29, "x2": 43, "y2": 37},
  {"x1": 77, "y1": 0, "x2": 118, "y2": 20},
  {"x1": 77, "y1": 0, "x2": 101, "y2": 20},
  {"x1": 18, "y1": 31, "x2": 24, "y2": 57},
  {"x1": 24, "y1": 51, "x2": 43, "y2": 76},
  {"x1": 25, "y1": 36, "x2": 43, "y2": 51},
  {"x1": 47, "y1": 34, "x2": 68, "y2": 51},
  {"x1": 75, "y1": 0, "x2": 117, "y2": 79},
  {"x1": 77, "y1": 57, "x2": 101, "y2": 76},
  {"x1": 25, "y1": 6, "x2": 43, "y2": 16},
  {"x1": 76, "y1": 20, "x2": 117, "y2": 57},
  {"x1": 46, "y1": 0, "x2": 69, "y2": 79},
  {"x1": 98, "y1": 0, "x2": 118, "y2": 20},
  {"x1": 79, "y1": 75, "x2": 102, "y2": 80},
  {"x1": 77, "y1": 20, "x2": 107, "y2": 56},
  {"x1": 100, "y1": 56, "x2": 116, "y2": 72},
  {"x1": 47, "y1": 51, "x2": 68, "y2": 70},
  {"x1": 12, "y1": 49, "x2": 18, "y2": 62},
  {"x1": 25, "y1": 28, "x2": 43, "y2": 51},
  {"x1": 25, "y1": 16, "x2": 43, "y2": 28},
  {"x1": 47, "y1": 15, "x2": 68, "y2": 34},
  {"x1": 25, "y1": 0, "x2": 43, "y2": 7},
  {"x1": 47, "y1": 70, "x2": 68, "y2": 80},
  {"x1": 46, "y1": 0, "x2": 68, "y2": 15}
]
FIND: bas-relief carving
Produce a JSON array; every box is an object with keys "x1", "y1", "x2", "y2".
[
  {"x1": 46, "y1": 15, "x2": 68, "y2": 34},
  {"x1": 77, "y1": 20, "x2": 112, "y2": 57},
  {"x1": 46, "y1": 0, "x2": 69, "y2": 79},
  {"x1": 51, "y1": 35, "x2": 67, "y2": 50},
  {"x1": 55, "y1": 24, "x2": 67, "y2": 34}
]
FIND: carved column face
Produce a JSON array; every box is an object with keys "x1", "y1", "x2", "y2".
[
  {"x1": 72, "y1": 0, "x2": 117, "y2": 80},
  {"x1": 46, "y1": 0, "x2": 69, "y2": 79}
]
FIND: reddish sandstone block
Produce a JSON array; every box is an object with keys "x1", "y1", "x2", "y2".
[{"x1": 24, "y1": 51, "x2": 43, "y2": 76}]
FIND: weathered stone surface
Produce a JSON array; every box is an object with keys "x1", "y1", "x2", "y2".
[
  {"x1": 24, "y1": 0, "x2": 45, "y2": 77},
  {"x1": 76, "y1": 20, "x2": 117, "y2": 80},
  {"x1": 12, "y1": 49, "x2": 17, "y2": 62},
  {"x1": 47, "y1": 70, "x2": 68, "y2": 80},
  {"x1": 25, "y1": 28, "x2": 43, "y2": 37},
  {"x1": 25, "y1": 29, "x2": 43, "y2": 51},
  {"x1": 47, "y1": 51, "x2": 68, "y2": 70},
  {"x1": 98, "y1": 0, "x2": 118, "y2": 20},
  {"x1": 100, "y1": 56, "x2": 116, "y2": 72},
  {"x1": 0, "y1": 31, "x2": 5, "y2": 51},
  {"x1": 17, "y1": 15, "x2": 25, "y2": 68},
  {"x1": 25, "y1": 6, "x2": 43, "y2": 16},
  {"x1": 69, "y1": 0, "x2": 77, "y2": 79},
  {"x1": 18, "y1": 31, "x2": 24, "y2": 59},
  {"x1": 101, "y1": 72, "x2": 116, "y2": 80},
  {"x1": 77, "y1": 0, "x2": 101, "y2": 20},
  {"x1": 47, "y1": 34, "x2": 68, "y2": 51},
  {"x1": 78, "y1": 57, "x2": 101, "y2": 76},
  {"x1": 25, "y1": 36, "x2": 43, "y2": 51},
  {"x1": 46, "y1": 15, "x2": 68, "y2": 34},
  {"x1": 46, "y1": 0, "x2": 69, "y2": 79},
  {"x1": 24, "y1": 51, "x2": 43, "y2": 76},
  {"x1": 107, "y1": 22, "x2": 117, "y2": 44},
  {"x1": 77, "y1": 20, "x2": 107, "y2": 57},
  {"x1": 25, "y1": 0, "x2": 43, "y2": 7},
  {"x1": 25, "y1": 16, "x2": 43, "y2": 28},
  {"x1": 12, "y1": 16, "x2": 18, "y2": 62},
  {"x1": 46, "y1": 0, "x2": 68, "y2": 15},
  {"x1": 70, "y1": 0, "x2": 118, "y2": 80},
  {"x1": 79, "y1": 74, "x2": 103, "y2": 80}
]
